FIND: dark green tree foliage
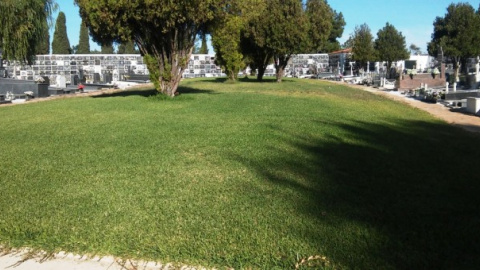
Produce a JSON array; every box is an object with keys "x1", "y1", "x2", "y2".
[
  {"x1": 409, "y1": 44, "x2": 421, "y2": 55},
  {"x1": 101, "y1": 42, "x2": 114, "y2": 54},
  {"x1": 428, "y1": 3, "x2": 480, "y2": 82},
  {"x1": 242, "y1": 0, "x2": 309, "y2": 82},
  {"x1": 270, "y1": 0, "x2": 309, "y2": 82},
  {"x1": 52, "y1": 12, "x2": 71, "y2": 54},
  {"x1": 212, "y1": 16, "x2": 245, "y2": 81},
  {"x1": 76, "y1": 0, "x2": 219, "y2": 97},
  {"x1": 351, "y1": 23, "x2": 376, "y2": 71},
  {"x1": 324, "y1": 11, "x2": 345, "y2": 52},
  {"x1": 305, "y1": 0, "x2": 333, "y2": 53},
  {"x1": 211, "y1": 0, "x2": 260, "y2": 81},
  {"x1": 71, "y1": 45, "x2": 78, "y2": 54},
  {"x1": 374, "y1": 23, "x2": 409, "y2": 76},
  {"x1": 241, "y1": 1, "x2": 272, "y2": 81},
  {"x1": 36, "y1": 18, "x2": 50, "y2": 55},
  {"x1": 0, "y1": 0, "x2": 56, "y2": 63},
  {"x1": 77, "y1": 21, "x2": 90, "y2": 54},
  {"x1": 117, "y1": 41, "x2": 137, "y2": 54},
  {"x1": 198, "y1": 34, "x2": 209, "y2": 54}
]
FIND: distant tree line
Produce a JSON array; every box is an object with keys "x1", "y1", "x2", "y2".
[
  {"x1": 3, "y1": 1, "x2": 479, "y2": 96},
  {"x1": 428, "y1": 2, "x2": 480, "y2": 82}
]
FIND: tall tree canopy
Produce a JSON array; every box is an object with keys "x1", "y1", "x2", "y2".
[
  {"x1": 350, "y1": 23, "x2": 376, "y2": 71},
  {"x1": 323, "y1": 11, "x2": 345, "y2": 52},
  {"x1": 305, "y1": 0, "x2": 333, "y2": 53},
  {"x1": 0, "y1": 0, "x2": 56, "y2": 62},
  {"x1": 211, "y1": 0, "x2": 262, "y2": 81},
  {"x1": 117, "y1": 41, "x2": 137, "y2": 54},
  {"x1": 75, "y1": 0, "x2": 219, "y2": 97},
  {"x1": 52, "y1": 11, "x2": 71, "y2": 54},
  {"x1": 409, "y1": 44, "x2": 421, "y2": 55},
  {"x1": 198, "y1": 34, "x2": 209, "y2": 54},
  {"x1": 77, "y1": 20, "x2": 90, "y2": 54},
  {"x1": 374, "y1": 22, "x2": 409, "y2": 76},
  {"x1": 36, "y1": 18, "x2": 51, "y2": 55},
  {"x1": 428, "y1": 3, "x2": 480, "y2": 82},
  {"x1": 242, "y1": 0, "x2": 309, "y2": 82},
  {"x1": 101, "y1": 42, "x2": 114, "y2": 54}
]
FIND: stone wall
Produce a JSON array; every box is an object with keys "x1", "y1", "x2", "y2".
[{"x1": 397, "y1": 64, "x2": 446, "y2": 90}]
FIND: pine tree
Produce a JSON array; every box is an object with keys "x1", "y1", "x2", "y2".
[
  {"x1": 52, "y1": 12, "x2": 71, "y2": 54},
  {"x1": 77, "y1": 20, "x2": 90, "y2": 54}
]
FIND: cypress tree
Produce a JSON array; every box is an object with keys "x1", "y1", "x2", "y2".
[
  {"x1": 77, "y1": 20, "x2": 90, "y2": 54},
  {"x1": 199, "y1": 34, "x2": 209, "y2": 54},
  {"x1": 101, "y1": 42, "x2": 114, "y2": 54},
  {"x1": 52, "y1": 12, "x2": 71, "y2": 54},
  {"x1": 117, "y1": 41, "x2": 137, "y2": 54}
]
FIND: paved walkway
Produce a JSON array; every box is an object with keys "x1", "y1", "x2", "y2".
[
  {"x1": 0, "y1": 248, "x2": 202, "y2": 270},
  {"x1": 345, "y1": 83, "x2": 480, "y2": 134}
]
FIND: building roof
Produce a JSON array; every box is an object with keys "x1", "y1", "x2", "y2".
[{"x1": 329, "y1": 48, "x2": 352, "y2": 54}]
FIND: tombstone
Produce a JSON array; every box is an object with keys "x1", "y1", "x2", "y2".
[
  {"x1": 446, "y1": 82, "x2": 449, "y2": 93},
  {"x1": 93, "y1": 73, "x2": 101, "y2": 83},
  {"x1": 71, "y1": 75, "x2": 78, "y2": 85},
  {"x1": 56, "y1": 75, "x2": 66, "y2": 88}
]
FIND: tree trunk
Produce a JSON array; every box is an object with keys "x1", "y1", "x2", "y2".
[
  {"x1": 274, "y1": 55, "x2": 290, "y2": 83},
  {"x1": 257, "y1": 67, "x2": 265, "y2": 81},
  {"x1": 139, "y1": 28, "x2": 194, "y2": 97},
  {"x1": 275, "y1": 65, "x2": 284, "y2": 82}
]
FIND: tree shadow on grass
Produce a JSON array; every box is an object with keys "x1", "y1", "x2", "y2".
[
  {"x1": 91, "y1": 86, "x2": 215, "y2": 99},
  {"x1": 230, "y1": 119, "x2": 480, "y2": 269}
]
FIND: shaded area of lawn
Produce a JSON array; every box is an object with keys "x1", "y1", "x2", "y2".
[{"x1": 232, "y1": 118, "x2": 480, "y2": 269}]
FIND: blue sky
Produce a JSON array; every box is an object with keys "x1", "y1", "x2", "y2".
[{"x1": 55, "y1": 0, "x2": 480, "y2": 54}]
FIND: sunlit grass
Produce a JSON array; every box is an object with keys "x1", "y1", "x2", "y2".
[{"x1": 1, "y1": 78, "x2": 480, "y2": 269}]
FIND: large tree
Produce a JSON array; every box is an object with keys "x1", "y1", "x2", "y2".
[
  {"x1": 52, "y1": 12, "x2": 71, "y2": 54},
  {"x1": 0, "y1": 0, "x2": 56, "y2": 62},
  {"x1": 75, "y1": 0, "x2": 219, "y2": 97},
  {"x1": 211, "y1": 0, "x2": 262, "y2": 81},
  {"x1": 242, "y1": 0, "x2": 309, "y2": 82},
  {"x1": 36, "y1": 18, "x2": 51, "y2": 55},
  {"x1": 305, "y1": 0, "x2": 333, "y2": 53},
  {"x1": 101, "y1": 42, "x2": 115, "y2": 54},
  {"x1": 428, "y1": 3, "x2": 480, "y2": 82},
  {"x1": 374, "y1": 23, "x2": 409, "y2": 77},
  {"x1": 77, "y1": 20, "x2": 90, "y2": 54},
  {"x1": 350, "y1": 24, "x2": 376, "y2": 72},
  {"x1": 241, "y1": 6, "x2": 273, "y2": 81},
  {"x1": 323, "y1": 11, "x2": 345, "y2": 53},
  {"x1": 117, "y1": 41, "x2": 137, "y2": 54},
  {"x1": 198, "y1": 34, "x2": 209, "y2": 54},
  {"x1": 409, "y1": 44, "x2": 421, "y2": 55}
]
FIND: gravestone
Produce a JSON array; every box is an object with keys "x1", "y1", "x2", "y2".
[{"x1": 56, "y1": 75, "x2": 66, "y2": 88}]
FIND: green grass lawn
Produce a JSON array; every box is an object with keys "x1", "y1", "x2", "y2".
[{"x1": 1, "y1": 77, "x2": 480, "y2": 269}]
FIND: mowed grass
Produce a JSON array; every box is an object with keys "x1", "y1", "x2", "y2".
[{"x1": 1, "y1": 77, "x2": 480, "y2": 269}]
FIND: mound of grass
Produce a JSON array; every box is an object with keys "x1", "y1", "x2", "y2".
[{"x1": 1, "y1": 78, "x2": 480, "y2": 269}]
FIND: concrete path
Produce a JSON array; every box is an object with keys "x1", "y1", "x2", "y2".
[
  {"x1": 345, "y1": 83, "x2": 480, "y2": 134},
  {"x1": 0, "y1": 249, "x2": 204, "y2": 270}
]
